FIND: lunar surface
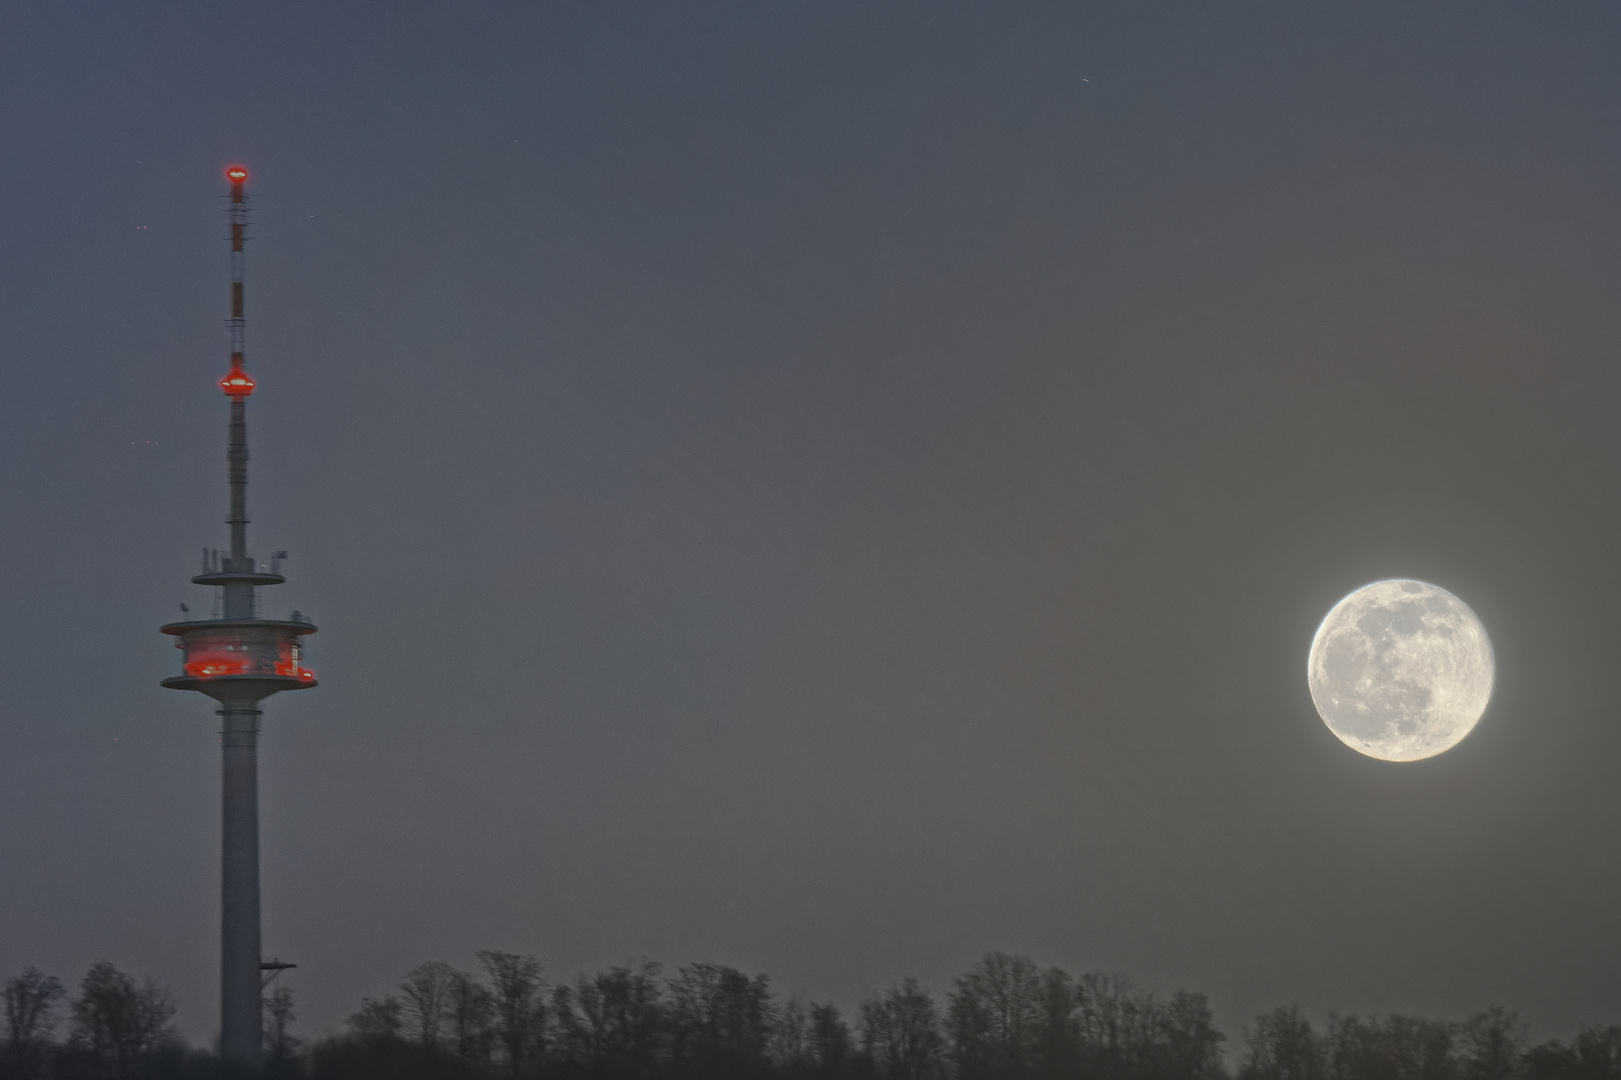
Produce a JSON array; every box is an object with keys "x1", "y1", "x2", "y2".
[{"x1": 1307, "y1": 579, "x2": 1494, "y2": 761}]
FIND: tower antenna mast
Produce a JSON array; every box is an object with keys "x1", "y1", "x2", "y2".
[
  {"x1": 225, "y1": 165, "x2": 251, "y2": 579},
  {"x1": 161, "y1": 165, "x2": 318, "y2": 1070}
]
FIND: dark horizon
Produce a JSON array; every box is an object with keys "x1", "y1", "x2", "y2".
[
  {"x1": 0, "y1": 947, "x2": 1605, "y2": 1078},
  {"x1": 6, "y1": 0, "x2": 1621, "y2": 1060}
]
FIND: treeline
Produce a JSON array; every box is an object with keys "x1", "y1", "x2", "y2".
[
  {"x1": 1241, "y1": 1003, "x2": 1621, "y2": 1080},
  {"x1": 6, "y1": 952, "x2": 1621, "y2": 1079},
  {"x1": 0, "y1": 962, "x2": 211, "y2": 1079},
  {"x1": 316, "y1": 951, "x2": 1223, "y2": 1080},
  {"x1": 286, "y1": 950, "x2": 1228, "y2": 1080}
]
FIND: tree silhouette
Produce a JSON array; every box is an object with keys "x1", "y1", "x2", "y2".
[
  {"x1": 445, "y1": 965, "x2": 497, "y2": 1070},
  {"x1": 68, "y1": 962, "x2": 176, "y2": 1079},
  {"x1": 1242, "y1": 1005, "x2": 1323, "y2": 1080},
  {"x1": 861, "y1": 977, "x2": 945, "y2": 1080},
  {"x1": 1322, "y1": 1013, "x2": 1452, "y2": 1080},
  {"x1": 665, "y1": 962, "x2": 774, "y2": 1077},
  {"x1": 1458, "y1": 1008, "x2": 1524, "y2": 1080},
  {"x1": 264, "y1": 984, "x2": 301, "y2": 1069},
  {"x1": 807, "y1": 1002, "x2": 852, "y2": 1076},
  {"x1": 401, "y1": 962, "x2": 457, "y2": 1051},
  {"x1": 4, "y1": 968, "x2": 64, "y2": 1059},
  {"x1": 551, "y1": 961, "x2": 663, "y2": 1078},
  {"x1": 349, "y1": 995, "x2": 405, "y2": 1041},
  {"x1": 478, "y1": 952, "x2": 547, "y2": 1077},
  {"x1": 948, "y1": 952, "x2": 1043, "y2": 1079}
]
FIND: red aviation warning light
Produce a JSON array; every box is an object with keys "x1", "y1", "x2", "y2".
[
  {"x1": 226, "y1": 165, "x2": 249, "y2": 183},
  {"x1": 220, "y1": 364, "x2": 256, "y2": 399}
]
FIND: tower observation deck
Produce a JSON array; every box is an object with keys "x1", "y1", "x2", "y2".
[{"x1": 159, "y1": 165, "x2": 317, "y2": 1069}]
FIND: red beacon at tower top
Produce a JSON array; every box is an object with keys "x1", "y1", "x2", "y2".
[{"x1": 226, "y1": 165, "x2": 249, "y2": 183}]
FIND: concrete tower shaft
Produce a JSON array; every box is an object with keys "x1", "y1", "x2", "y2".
[{"x1": 161, "y1": 165, "x2": 318, "y2": 1070}]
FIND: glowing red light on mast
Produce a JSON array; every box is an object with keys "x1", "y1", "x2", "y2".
[
  {"x1": 222, "y1": 164, "x2": 253, "y2": 399},
  {"x1": 220, "y1": 365, "x2": 256, "y2": 399}
]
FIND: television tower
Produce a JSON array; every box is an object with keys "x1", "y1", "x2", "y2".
[{"x1": 160, "y1": 165, "x2": 318, "y2": 1069}]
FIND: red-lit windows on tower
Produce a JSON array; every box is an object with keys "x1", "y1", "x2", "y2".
[
  {"x1": 172, "y1": 625, "x2": 314, "y2": 683},
  {"x1": 273, "y1": 641, "x2": 315, "y2": 681},
  {"x1": 185, "y1": 644, "x2": 250, "y2": 679}
]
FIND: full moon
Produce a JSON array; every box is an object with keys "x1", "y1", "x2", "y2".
[{"x1": 1307, "y1": 579, "x2": 1494, "y2": 761}]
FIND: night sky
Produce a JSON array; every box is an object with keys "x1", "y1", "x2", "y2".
[{"x1": 6, "y1": 1, "x2": 1621, "y2": 1050}]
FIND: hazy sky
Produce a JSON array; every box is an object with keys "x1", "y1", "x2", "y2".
[{"x1": 6, "y1": 0, "x2": 1621, "y2": 1050}]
